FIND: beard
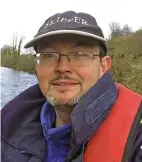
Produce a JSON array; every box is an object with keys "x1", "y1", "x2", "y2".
[
  {"x1": 45, "y1": 75, "x2": 84, "y2": 112},
  {"x1": 45, "y1": 87, "x2": 84, "y2": 113}
]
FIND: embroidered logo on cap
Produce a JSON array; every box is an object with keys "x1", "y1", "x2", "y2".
[{"x1": 44, "y1": 16, "x2": 88, "y2": 28}]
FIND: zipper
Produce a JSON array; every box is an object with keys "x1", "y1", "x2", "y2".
[
  {"x1": 81, "y1": 140, "x2": 89, "y2": 162},
  {"x1": 21, "y1": 149, "x2": 42, "y2": 162},
  {"x1": 65, "y1": 145, "x2": 81, "y2": 162},
  {"x1": 65, "y1": 141, "x2": 89, "y2": 162}
]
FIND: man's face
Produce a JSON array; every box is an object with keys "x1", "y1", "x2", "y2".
[{"x1": 35, "y1": 36, "x2": 111, "y2": 108}]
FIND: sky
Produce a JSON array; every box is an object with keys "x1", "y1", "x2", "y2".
[{"x1": 0, "y1": 0, "x2": 142, "y2": 50}]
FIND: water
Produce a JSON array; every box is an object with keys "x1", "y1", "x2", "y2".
[{"x1": 1, "y1": 67, "x2": 37, "y2": 108}]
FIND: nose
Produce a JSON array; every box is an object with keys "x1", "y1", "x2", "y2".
[{"x1": 55, "y1": 56, "x2": 73, "y2": 74}]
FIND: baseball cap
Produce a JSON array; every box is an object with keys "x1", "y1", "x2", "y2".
[{"x1": 24, "y1": 11, "x2": 107, "y2": 53}]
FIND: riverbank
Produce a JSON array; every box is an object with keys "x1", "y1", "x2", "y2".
[{"x1": 1, "y1": 54, "x2": 35, "y2": 74}]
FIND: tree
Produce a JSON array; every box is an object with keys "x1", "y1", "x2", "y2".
[
  {"x1": 12, "y1": 34, "x2": 25, "y2": 55},
  {"x1": 121, "y1": 25, "x2": 133, "y2": 36},
  {"x1": 109, "y1": 22, "x2": 122, "y2": 39},
  {"x1": 1, "y1": 45, "x2": 12, "y2": 55},
  {"x1": 109, "y1": 22, "x2": 133, "y2": 39}
]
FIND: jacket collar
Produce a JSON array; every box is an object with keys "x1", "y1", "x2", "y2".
[{"x1": 71, "y1": 72, "x2": 118, "y2": 145}]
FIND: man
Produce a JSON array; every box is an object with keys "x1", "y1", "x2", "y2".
[{"x1": 1, "y1": 11, "x2": 142, "y2": 162}]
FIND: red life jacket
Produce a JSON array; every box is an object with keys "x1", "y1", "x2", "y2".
[{"x1": 84, "y1": 83, "x2": 142, "y2": 162}]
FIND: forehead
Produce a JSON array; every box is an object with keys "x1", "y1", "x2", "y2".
[{"x1": 36, "y1": 34, "x2": 100, "y2": 50}]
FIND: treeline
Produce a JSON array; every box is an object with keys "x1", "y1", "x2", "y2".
[
  {"x1": 1, "y1": 22, "x2": 142, "y2": 94},
  {"x1": 1, "y1": 34, "x2": 35, "y2": 73}
]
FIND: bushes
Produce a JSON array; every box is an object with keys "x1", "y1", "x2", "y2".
[
  {"x1": 110, "y1": 59, "x2": 142, "y2": 94},
  {"x1": 108, "y1": 30, "x2": 142, "y2": 94}
]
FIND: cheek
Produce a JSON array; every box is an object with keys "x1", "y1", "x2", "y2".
[
  {"x1": 75, "y1": 64, "x2": 101, "y2": 88},
  {"x1": 36, "y1": 66, "x2": 54, "y2": 96}
]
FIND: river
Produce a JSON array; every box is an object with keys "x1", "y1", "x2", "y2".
[{"x1": 1, "y1": 67, "x2": 37, "y2": 108}]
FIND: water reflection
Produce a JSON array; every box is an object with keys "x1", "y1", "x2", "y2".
[{"x1": 1, "y1": 67, "x2": 37, "y2": 108}]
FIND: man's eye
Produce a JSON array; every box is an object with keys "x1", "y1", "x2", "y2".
[
  {"x1": 73, "y1": 52, "x2": 87, "y2": 57},
  {"x1": 42, "y1": 53, "x2": 55, "y2": 58}
]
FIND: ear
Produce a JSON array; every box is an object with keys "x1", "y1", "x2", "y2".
[{"x1": 100, "y1": 56, "x2": 112, "y2": 77}]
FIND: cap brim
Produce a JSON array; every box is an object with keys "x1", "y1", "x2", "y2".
[{"x1": 24, "y1": 30, "x2": 107, "y2": 48}]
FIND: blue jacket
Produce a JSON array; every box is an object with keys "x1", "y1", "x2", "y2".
[{"x1": 1, "y1": 72, "x2": 142, "y2": 162}]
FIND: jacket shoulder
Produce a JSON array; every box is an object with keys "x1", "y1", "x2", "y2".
[{"x1": 1, "y1": 84, "x2": 46, "y2": 140}]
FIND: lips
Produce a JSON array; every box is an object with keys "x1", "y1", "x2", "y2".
[
  {"x1": 52, "y1": 80, "x2": 79, "y2": 86},
  {"x1": 51, "y1": 80, "x2": 80, "y2": 92}
]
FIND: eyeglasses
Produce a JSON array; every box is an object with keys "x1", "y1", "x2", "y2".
[{"x1": 35, "y1": 51, "x2": 100, "y2": 66}]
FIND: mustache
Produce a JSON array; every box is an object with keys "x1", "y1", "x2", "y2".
[{"x1": 50, "y1": 75, "x2": 82, "y2": 84}]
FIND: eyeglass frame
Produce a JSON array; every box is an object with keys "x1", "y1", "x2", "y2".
[{"x1": 34, "y1": 51, "x2": 102, "y2": 66}]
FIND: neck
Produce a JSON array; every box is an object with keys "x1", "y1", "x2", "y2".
[{"x1": 55, "y1": 105, "x2": 73, "y2": 127}]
